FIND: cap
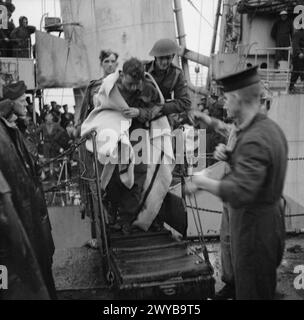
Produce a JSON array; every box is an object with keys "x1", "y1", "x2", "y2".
[
  {"x1": 149, "y1": 38, "x2": 179, "y2": 57},
  {"x1": 215, "y1": 66, "x2": 260, "y2": 92},
  {"x1": 280, "y1": 10, "x2": 288, "y2": 15},
  {"x1": 2, "y1": 81, "x2": 27, "y2": 100}
]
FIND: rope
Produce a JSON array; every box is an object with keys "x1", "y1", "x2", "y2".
[
  {"x1": 187, "y1": 0, "x2": 214, "y2": 30},
  {"x1": 41, "y1": 0, "x2": 44, "y2": 17},
  {"x1": 186, "y1": 205, "x2": 223, "y2": 214},
  {"x1": 54, "y1": 0, "x2": 57, "y2": 17},
  {"x1": 187, "y1": 195, "x2": 204, "y2": 242},
  {"x1": 185, "y1": 177, "x2": 210, "y2": 263},
  {"x1": 186, "y1": 198, "x2": 211, "y2": 263},
  {"x1": 192, "y1": 193, "x2": 210, "y2": 263},
  {"x1": 193, "y1": 0, "x2": 204, "y2": 106}
]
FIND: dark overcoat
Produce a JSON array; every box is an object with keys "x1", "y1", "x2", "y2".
[
  {"x1": 0, "y1": 118, "x2": 56, "y2": 299},
  {"x1": 219, "y1": 113, "x2": 288, "y2": 300}
]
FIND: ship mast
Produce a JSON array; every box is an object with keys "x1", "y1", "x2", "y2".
[
  {"x1": 211, "y1": 0, "x2": 223, "y2": 55},
  {"x1": 173, "y1": 0, "x2": 191, "y2": 82},
  {"x1": 173, "y1": 0, "x2": 211, "y2": 94}
]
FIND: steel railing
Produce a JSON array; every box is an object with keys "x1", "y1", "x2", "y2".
[{"x1": 254, "y1": 47, "x2": 292, "y2": 92}]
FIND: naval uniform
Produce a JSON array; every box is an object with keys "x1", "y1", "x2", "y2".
[{"x1": 219, "y1": 113, "x2": 287, "y2": 300}]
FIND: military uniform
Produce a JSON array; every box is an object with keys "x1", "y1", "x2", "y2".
[
  {"x1": 219, "y1": 113, "x2": 287, "y2": 299},
  {"x1": 106, "y1": 77, "x2": 160, "y2": 220},
  {"x1": 145, "y1": 61, "x2": 191, "y2": 126},
  {"x1": 77, "y1": 78, "x2": 104, "y2": 223},
  {"x1": 78, "y1": 78, "x2": 104, "y2": 126}
]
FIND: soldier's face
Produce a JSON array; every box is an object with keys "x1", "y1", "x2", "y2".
[
  {"x1": 101, "y1": 54, "x2": 118, "y2": 76},
  {"x1": 13, "y1": 94, "x2": 28, "y2": 117},
  {"x1": 224, "y1": 92, "x2": 240, "y2": 119},
  {"x1": 155, "y1": 55, "x2": 174, "y2": 71}
]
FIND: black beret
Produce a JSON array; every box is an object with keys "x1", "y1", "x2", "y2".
[
  {"x1": 216, "y1": 66, "x2": 260, "y2": 92},
  {"x1": 2, "y1": 81, "x2": 27, "y2": 100}
]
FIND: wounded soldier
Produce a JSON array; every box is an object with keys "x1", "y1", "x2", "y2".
[{"x1": 81, "y1": 57, "x2": 174, "y2": 234}]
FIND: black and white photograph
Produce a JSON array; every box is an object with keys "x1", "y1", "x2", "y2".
[{"x1": 0, "y1": 0, "x2": 304, "y2": 307}]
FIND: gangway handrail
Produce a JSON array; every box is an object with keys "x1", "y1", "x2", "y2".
[{"x1": 41, "y1": 130, "x2": 113, "y2": 284}]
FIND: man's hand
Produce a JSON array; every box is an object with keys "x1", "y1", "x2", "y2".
[
  {"x1": 190, "y1": 110, "x2": 211, "y2": 124},
  {"x1": 185, "y1": 171, "x2": 210, "y2": 195},
  {"x1": 151, "y1": 104, "x2": 163, "y2": 119},
  {"x1": 185, "y1": 181, "x2": 199, "y2": 195},
  {"x1": 214, "y1": 143, "x2": 231, "y2": 161},
  {"x1": 299, "y1": 52, "x2": 304, "y2": 59},
  {"x1": 123, "y1": 108, "x2": 140, "y2": 118}
]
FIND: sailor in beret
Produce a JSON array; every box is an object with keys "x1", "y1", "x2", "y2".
[{"x1": 187, "y1": 66, "x2": 288, "y2": 300}]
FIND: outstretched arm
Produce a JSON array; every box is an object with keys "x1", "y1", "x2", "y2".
[{"x1": 192, "y1": 110, "x2": 232, "y2": 139}]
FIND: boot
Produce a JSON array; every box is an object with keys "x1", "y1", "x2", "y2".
[{"x1": 214, "y1": 283, "x2": 236, "y2": 300}]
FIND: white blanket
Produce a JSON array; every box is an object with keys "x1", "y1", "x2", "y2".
[{"x1": 81, "y1": 70, "x2": 174, "y2": 230}]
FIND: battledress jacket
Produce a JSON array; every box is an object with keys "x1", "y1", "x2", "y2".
[
  {"x1": 0, "y1": 117, "x2": 56, "y2": 299},
  {"x1": 218, "y1": 113, "x2": 288, "y2": 300},
  {"x1": 145, "y1": 61, "x2": 191, "y2": 115},
  {"x1": 78, "y1": 78, "x2": 104, "y2": 127}
]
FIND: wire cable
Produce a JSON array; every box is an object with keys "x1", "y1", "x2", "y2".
[{"x1": 187, "y1": 0, "x2": 214, "y2": 30}]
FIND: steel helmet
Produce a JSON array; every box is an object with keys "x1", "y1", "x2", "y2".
[{"x1": 149, "y1": 38, "x2": 179, "y2": 57}]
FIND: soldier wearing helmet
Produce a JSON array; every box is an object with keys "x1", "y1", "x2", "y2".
[{"x1": 145, "y1": 38, "x2": 191, "y2": 127}]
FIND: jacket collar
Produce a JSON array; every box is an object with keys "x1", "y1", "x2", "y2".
[
  {"x1": 0, "y1": 116, "x2": 18, "y2": 129},
  {"x1": 147, "y1": 60, "x2": 172, "y2": 76}
]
